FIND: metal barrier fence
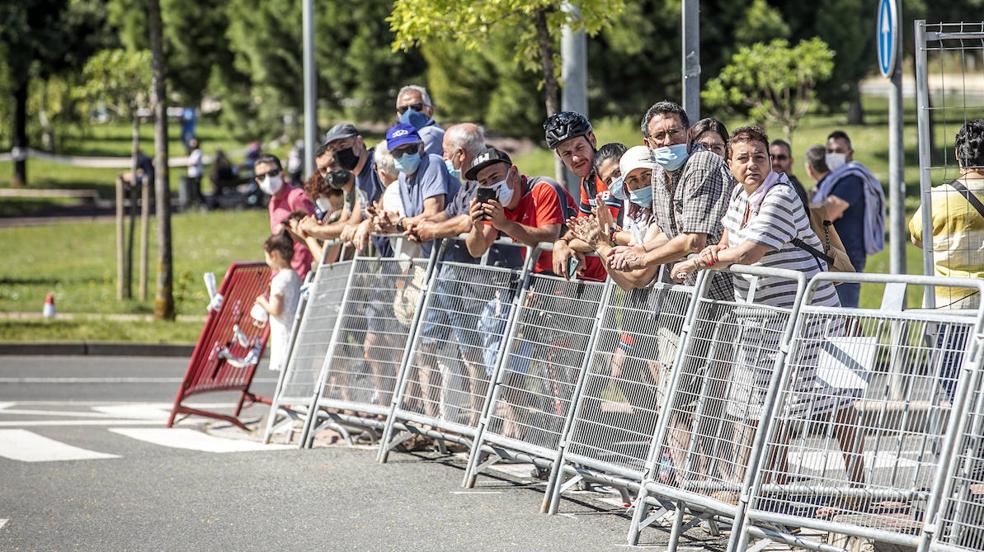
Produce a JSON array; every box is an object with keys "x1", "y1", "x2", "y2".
[
  {"x1": 627, "y1": 265, "x2": 809, "y2": 547},
  {"x1": 463, "y1": 272, "x2": 608, "y2": 489},
  {"x1": 169, "y1": 262, "x2": 272, "y2": 430},
  {"x1": 298, "y1": 245, "x2": 436, "y2": 448},
  {"x1": 733, "y1": 274, "x2": 984, "y2": 552},
  {"x1": 544, "y1": 279, "x2": 697, "y2": 514},
  {"x1": 377, "y1": 239, "x2": 531, "y2": 462},
  {"x1": 262, "y1": 243, "x2": 349, "y2": 444}
]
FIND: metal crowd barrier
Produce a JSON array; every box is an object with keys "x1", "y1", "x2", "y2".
[
  {"x1": 627, "y1": 265, "x2": 809, "y2": 547},
  {"x1": 262, "y1": 242, "x2": 348, "y2": 444},
  {"x1": 462, "y1": 267, "x2": 609, "y2": 489},
  {"x1": 543, "y1": 278, "x2": 697, "y2": 514},
  {"x1": 377, "y1": 238, "x2": 532, "y2": 462},
  {"x1": 731, "y1": 274, "x2": 984, "y2": 551},
  {"x1": 298, "y1": 237, "x2": 438, "y2": 448}
]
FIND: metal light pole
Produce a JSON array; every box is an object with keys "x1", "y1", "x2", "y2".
[
  {"x1": 682, "y1": 0, "x2": 700, "y2": 120},
  {"x1": 302, "y1": 0, "x2": 317, "y2": 179},
  {"x1": 561, "y1": 2, "x2": 588, "y2": 194}
]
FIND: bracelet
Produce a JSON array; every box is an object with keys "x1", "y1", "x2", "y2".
[{"x1": 607, "y1": 224, "x2": 621, "y2": 246}]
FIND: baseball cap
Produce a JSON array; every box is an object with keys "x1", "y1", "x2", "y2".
[
  {"x1": 386, "y1": 123, "x2": 422, "y2": 151},
  {"x1": 322, "y1": 123, "x2": 359, "y2": 145},
  {"x1": 619, "y1": 145, "x2": 658, "y2": 179},
  {"x1": 465, "y1": 147, "x2": 512, "y2": 181}
]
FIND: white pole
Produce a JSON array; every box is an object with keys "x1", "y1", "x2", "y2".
[
  {"x1": 682, "y1": 0, "x2": 701, "y2": 120},
  {"x1": 302, "y1": 0, "x2": 317, "y2": 179}
]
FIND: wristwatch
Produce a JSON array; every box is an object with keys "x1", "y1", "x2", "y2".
[{"x1": 607, "y1": 224, "x2": 622, "y2": 246}]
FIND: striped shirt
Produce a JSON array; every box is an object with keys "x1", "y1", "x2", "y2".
[{"x1": 722, "y1": 180, "x2": 840, "y2": 308}]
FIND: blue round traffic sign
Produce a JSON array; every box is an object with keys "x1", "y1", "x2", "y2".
[{"x1": 877, "y1": 0, "x2": 899, "y2": 78}]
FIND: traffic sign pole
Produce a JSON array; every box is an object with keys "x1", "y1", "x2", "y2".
[{"x1": 880, "y1": 0, "x2": 906, "y2": 275}]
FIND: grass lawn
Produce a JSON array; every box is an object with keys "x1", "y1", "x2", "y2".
[
  {"x1": 0, "y1": 318, "x2": 202, "y2": 344},
  {"x1": 0, "y1": 209, "x2": 269, "y2": 317}
]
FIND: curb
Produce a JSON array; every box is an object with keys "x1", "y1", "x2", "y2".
[{"x1": 0, "y1": 342, "x2": 194, "y2": 357}]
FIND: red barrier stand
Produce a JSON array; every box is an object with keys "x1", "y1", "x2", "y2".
[{"x1": 168, "y1": 262, "x2": 272, "y2": 430}]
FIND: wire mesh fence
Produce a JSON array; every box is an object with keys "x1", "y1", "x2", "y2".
[
  {"x1": 915, "y1": 21, "x2": 984, "y2": 308},
  {"x1": 545, "y1": 281, "x2": 696, "y2": 510}
]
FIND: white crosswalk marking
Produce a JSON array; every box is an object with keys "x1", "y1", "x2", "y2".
[
  {"x1": 0, "y1": 429, "x2": 119, "y2": 462},
  {"x1": 109, "y1": 428, "x2": 291, "y2": 453}
]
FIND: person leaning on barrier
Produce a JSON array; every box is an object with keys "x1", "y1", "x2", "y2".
[
  {"x1": 670, "y1": 126, "x2": 865, "y2": 510},
  {"x1": 909, "y1": 119, "x2": 984, "y2": 399},
  {"x1": 256, "y1": 154, "x2": 316, "y2": 279},
  {"x1": 606, "y1": 101, "x2": 733, "y2": 299},
  {"x1": 546, "y1": 111, "x2": 621, "y2": 282},
  {"x1": 300, "y1": 123, "x2": 390, "y2": 255}
]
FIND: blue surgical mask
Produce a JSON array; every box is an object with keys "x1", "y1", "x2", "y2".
[
  {"x1": 444, "y1": 158, "x2": 461, "y2": 181},
  {"x1": 608, "y1": 175, "x2": 626, "y2": 201},
  {"x1": 628, "y1": 185, "x2": 653, "y2": 208},
  {"x1": 394, "y1": 151, "x2": 421, "y2": 175},
  {"x1": 492, "y1": 178, "x2": 514, "y2": 206},
  {"x1": 651, "y1": 143, "x2": 690, "y2": 172},
  {"x1": 399, "y1": 108, "x2": 430, "y2": 130}
]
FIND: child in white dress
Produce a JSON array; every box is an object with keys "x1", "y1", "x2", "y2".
[{"x1": 254, "y1": 231, "x2": 301, "y2": 371}]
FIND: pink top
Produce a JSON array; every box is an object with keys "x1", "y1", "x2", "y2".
[{"x1": 268, "y1": 186, "x2": 315, "y2": 278}]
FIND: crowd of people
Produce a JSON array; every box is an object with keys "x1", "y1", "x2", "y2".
[{"x1": 245, "y1": 83, "x2": 984, "y2": 497}]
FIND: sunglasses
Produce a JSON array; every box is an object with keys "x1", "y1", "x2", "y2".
[
  {"x1": 397, "y1": 102, "x2": 426, "y2": 115},
  {"x1": 392, "y1": 144, "x2": 418, "y2": 158},
  {"x1": 770, "y1": 154, "x2": 789, "y2": 161},
  {"x1": 254, "y1": 167, "x2": 281, "y2": 181}
]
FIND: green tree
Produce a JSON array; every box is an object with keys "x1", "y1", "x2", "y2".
[
  {"x1": 703, "y1": 37, "x2": 835, "y2": 142},
  {"x1": 389, "y1": 0, "x2": 625, "y2": 118}
]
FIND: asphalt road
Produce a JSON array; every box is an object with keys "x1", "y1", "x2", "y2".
[{"x1": 0, "y1": 355, "x2": 694, "y2": 551}]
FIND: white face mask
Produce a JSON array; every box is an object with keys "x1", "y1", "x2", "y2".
[
  {"x1": 493, "y1": 178, "x2": 514, "y2": 207},
  {"x1": 259, "y1": 174, "x2": 283, "y2": 195},
  {"x1": 825, "y1": 152, "x2": 847, "y2": 173},
  {"x1": 315, "y1": 197, "x2": 331, "y2": 212}
]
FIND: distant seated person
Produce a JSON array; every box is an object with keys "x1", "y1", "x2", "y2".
[
  {"x1": 207, "y1": 148, "x2": 238, "y2": 205},
  {"x1": 465, "y1": 147, "x2": 576, "y2": 273},
  {"x1": 255, "y1": 154, "x2": 315, "y2": 278}
]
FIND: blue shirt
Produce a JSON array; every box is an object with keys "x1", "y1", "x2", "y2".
[
  {"x1": 355, "y1": 148, "x2": 392, "y2": 257},
  {"x1": 418, "y1": 120, "x2": 445, "y2": 157},
  {"x1": 827, "y1": 172, "x2": 867, "y2": 270},
  {"x1": 399, "y1": 153, "x2": 459, "y2": 256}
]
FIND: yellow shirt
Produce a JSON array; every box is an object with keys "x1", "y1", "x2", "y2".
[{"x1": 909, "y1": 177, "x2": 984, "y2": 309}]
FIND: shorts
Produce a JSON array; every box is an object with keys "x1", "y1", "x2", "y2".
[{"x1": 419, "y1": 278, "x2": 484, "y2": 353}]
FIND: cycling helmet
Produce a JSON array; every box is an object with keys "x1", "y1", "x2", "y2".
[{"x1": 544, "y1": 111, "x2": 593, "y2": 149}]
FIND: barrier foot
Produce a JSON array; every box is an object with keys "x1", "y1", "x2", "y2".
[
  {"x1": 666, "y1": 503, "x2": 686, "y2": 552},
  {"x1": 169, "y1": 404, "x2": 251, "y2": 431},
  {"x1": 627, "y1": 489, "x2": 650, "y2": 546}
]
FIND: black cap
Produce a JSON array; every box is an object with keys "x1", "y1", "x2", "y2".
[
  {"x1": 322, "y1": 123, "x2": 359, "y2": 145},
  {"x1": 465, "y1": 147, "x2": 512, "y2": 181}
]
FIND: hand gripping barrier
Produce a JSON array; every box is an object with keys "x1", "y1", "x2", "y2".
[
  {"x1": 626, "y1": 265, "x2": 809, "y2": 548},
  {"x1": 376, "y1": 238, "x2": 532, "y2": 462},
  {"x1": 262, "y1": 242, "x2": 349, "y2": 444},
  {"x1": 732, "y1": 274, "x2": 984, "y2": 552},
  {"x1": 168, "y1": 262, "x2": 272, "y2": 430},
  {"x1": 462, "y1": 256, "x2": 609, "y2": 490},
  {"x1": 298, "y1": 237, "x2": 439, "y2": 448},
  {"x1": 543, "y1": 278, "x2": 698, "y2": 514}
]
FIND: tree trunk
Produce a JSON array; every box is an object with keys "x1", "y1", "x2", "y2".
[
  {"x1": 846, "y1": 80, "x2": 864, "y2": 125},
  {"x1": 148, "y1": 0, "x2": 175, "y2": 321},
  {"x1": 12, "y1": 79, "x2": 28, "y2": 187},
  {"x1": 533, "y1": 7, "x2": 565, "y2": 186}
]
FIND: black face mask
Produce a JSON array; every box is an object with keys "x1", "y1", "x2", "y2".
[{"x1": 335, "y1": 146, "x2": 360, "y2": 171}]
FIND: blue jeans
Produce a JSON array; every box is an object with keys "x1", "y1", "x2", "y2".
[{"x1": 836, "y1": 257, "x2": 866, "y2": 308}]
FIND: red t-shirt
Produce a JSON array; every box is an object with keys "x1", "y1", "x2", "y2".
[
  {"x1": 500, "y1": 176, "x2": 576, "y2": 274},
  {"x1": 268, "y1": 185, "x2": 315, "y2": 278},
  {"x1": 577, "y1": 174, "x2": 621, "y2": 282}
]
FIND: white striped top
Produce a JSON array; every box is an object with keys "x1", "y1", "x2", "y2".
[{"x1": 722, "y1": 181, "x2": 840, "y2": 308}]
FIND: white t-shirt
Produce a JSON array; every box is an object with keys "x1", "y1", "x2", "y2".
[
  {"x1": 187, "y1": 148, "x2": 203, "y2": 178},
  {"x1": 381, "y1": 182, "x2": 421, "y2": 259},
  {"x1": 268, "y1": 268, "x2": 301, "y2": 371}
]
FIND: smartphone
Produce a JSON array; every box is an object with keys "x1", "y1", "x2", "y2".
[
  {"x1": 475, "y1": 187, "x2": 497, "y2": 220},
  {"x1": 567, "y1": 255, "x2": 582, "y2": 279},
  {"x1": 315, "y1": 207, "x2": 328, "y2": 222}
]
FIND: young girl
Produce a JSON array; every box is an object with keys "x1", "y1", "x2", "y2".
[{"x1": 255, "y1": 231, "x2": 301, "y2": 372}]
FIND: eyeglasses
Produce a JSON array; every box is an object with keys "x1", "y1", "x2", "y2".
[
  {"x1": 397, "y1": 102, "x2": 426, "y2": 115},
  {"x1": 770, "y1": 154, "x2": 789, "y2": 161},
  {"x1": 392, "y1": 144, "x2": 418, "y2": 158},
  {"x1": 254, "y1": 167, "x2": 280, "y2": 181},
  {"x1": 648, "y1": 127, "x2": 684, "y2": 143}
]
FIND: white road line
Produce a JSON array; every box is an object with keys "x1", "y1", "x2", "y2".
[
  {"x1": 449, "y1": 491, "x2": 503, "y2": 495},
  {"x1": 0, "y1": 377, "x2": 278, "y2": 384},
  {"x1": 0, "y1": 403, "x2": 13, "y2": 411},
  {"x1": 0, "y1": 420, "x2": 166, "y2": 428},
  {"x1": 109, "y1": 428, "x2": 292, "y2": 453},
  {"x1": 92, "y1": 405, "x2": 170, "y2": 420},
  {"x1": 0, "y1": 430, "x2": 119, "y2": 462},
  {"x1": 0, "y1": 519, "x2": 7, "y2": 530},
  {"x1": 0, "y1": 409, "x2": 122, "y2": 418}
]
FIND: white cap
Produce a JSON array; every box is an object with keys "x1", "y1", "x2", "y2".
[{"x1": 619, "y1": 145, "x2": 658, "y2": 179}]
